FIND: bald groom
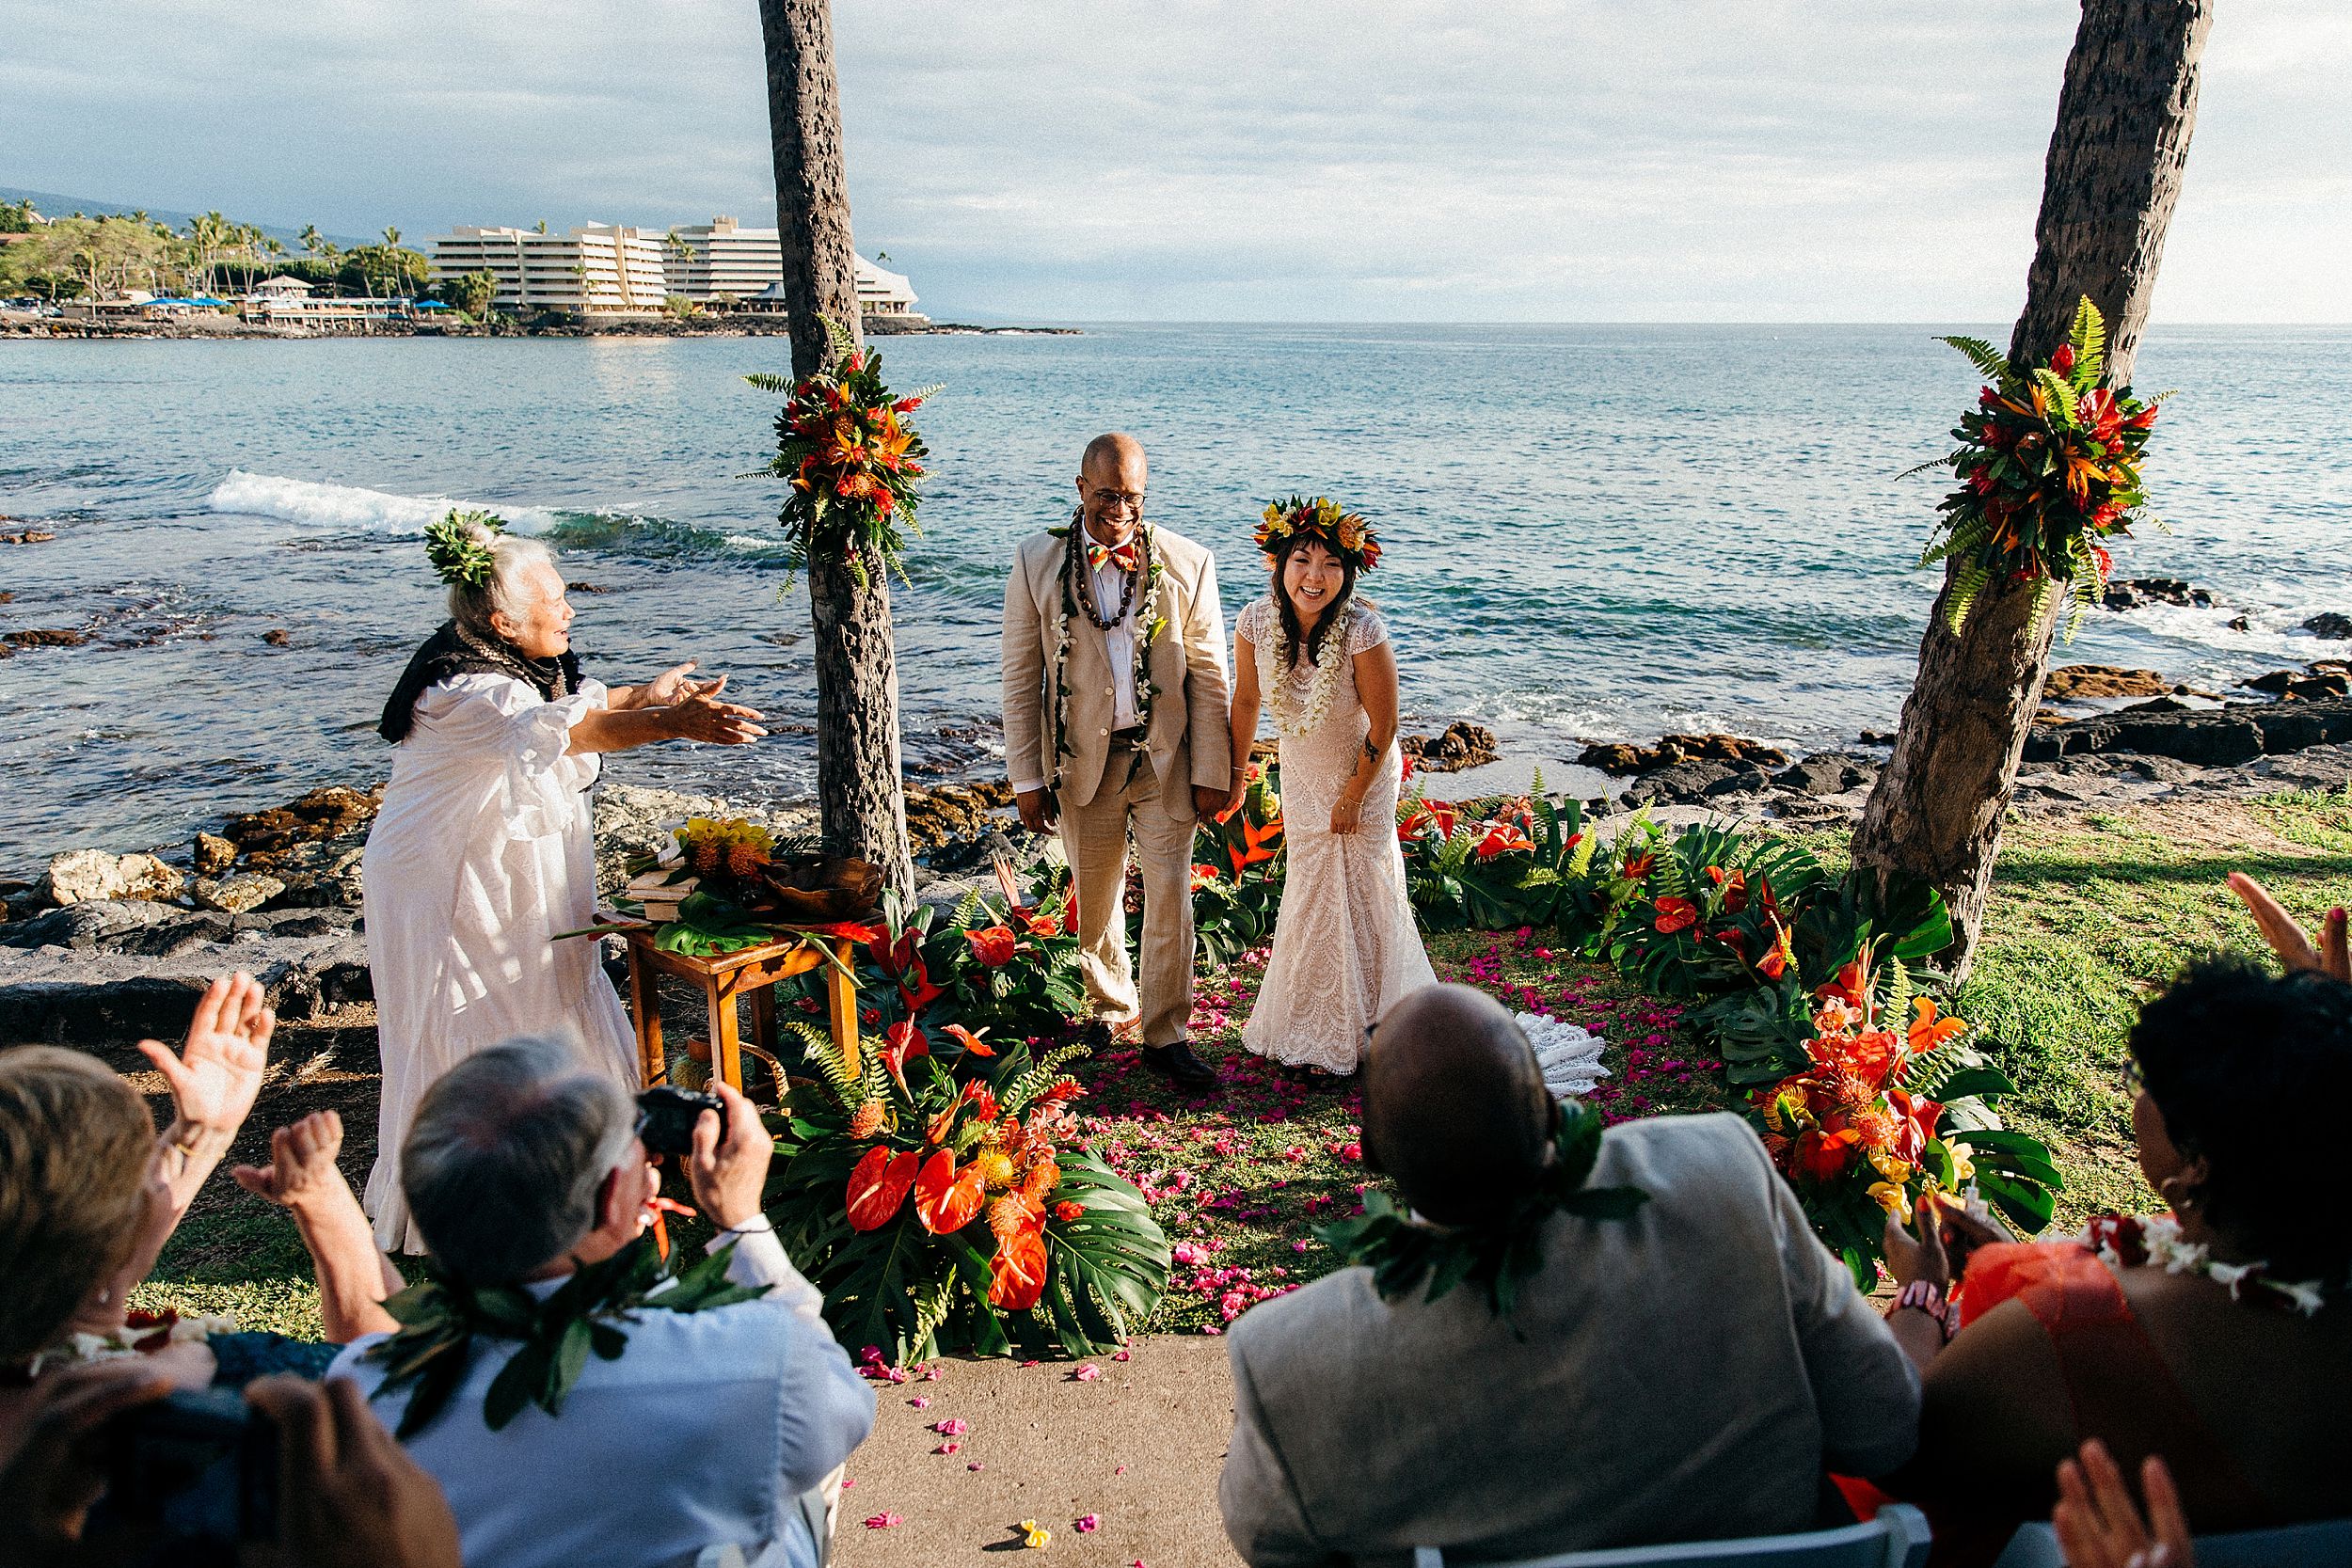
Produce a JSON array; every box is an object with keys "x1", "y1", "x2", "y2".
[{"x1": 1001, "y1": 435, "x2": 1232, "y2": 1087}]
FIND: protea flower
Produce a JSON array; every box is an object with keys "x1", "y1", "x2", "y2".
[
  {"x1": 724, "y1": 839, "x2": 767, "y2": 879},
  {"x1": 846, "y1": 1100, "x2": 886, "y2": 1140}
]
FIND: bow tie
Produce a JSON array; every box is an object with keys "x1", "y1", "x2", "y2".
[{"x1": 1086, "y1": 537, "x2": 1139, "y2": 575}]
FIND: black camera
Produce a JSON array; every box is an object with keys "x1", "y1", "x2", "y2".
[
  {"x1": 98, "y1": 1386, "x2": 278, "y2": 1556},
  {"x1": 636, "y1": 1084, "x2": 726, "y2": 1156}
]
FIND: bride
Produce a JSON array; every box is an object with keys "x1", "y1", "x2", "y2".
[{"x1": 1228, "y1": 498, "x2": 1436, "y2": 1080}]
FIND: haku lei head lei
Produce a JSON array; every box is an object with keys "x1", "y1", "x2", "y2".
[
  {"x1": 1044, "y1": 512, "x2": 1167, "y2": 772},
  {"x1": 424, "y1": 508, "x2": 508, "y2": 588},
  {"x1": 1314, "y1": 1099, "x2": 1646, "y2": 1328},
  {"x1": 1255, "y1": 494, "x2": 1381, "y2": 572}
]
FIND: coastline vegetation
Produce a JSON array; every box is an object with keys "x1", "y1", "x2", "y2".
[
  {"x1": 130, "y1": 786, "x2": 2352, "y2": 1340},
  {"x1": 0, "y1": 198, "x2": 433, "y2": 304}
]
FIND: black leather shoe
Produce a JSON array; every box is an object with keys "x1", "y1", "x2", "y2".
[
  {"x1": 1075, "y1": 1020, "x2": 1113, "y2": 1052},
  {"x1": 1140, "y1": 1040, "x2": 1220, "y2": 1088}
]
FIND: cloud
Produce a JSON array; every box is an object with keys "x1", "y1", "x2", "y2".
[{"x1": 6, "y1": 0, "x2": 2343, "y2": 321}]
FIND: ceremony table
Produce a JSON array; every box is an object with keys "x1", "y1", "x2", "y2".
[{"x1": 618, "y1": 925, "x2": 864, "y2": 1096}]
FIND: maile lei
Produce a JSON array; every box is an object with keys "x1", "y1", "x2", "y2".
[
  {"x1": 1314, "y1": 1100, "x2": 1647, "y2": 1326},
  {"x1": 1046, "y1": 515, "x2": 1167, "y2": 771},
  {"x1": 361, "y1": 1234, "x2": 767, "y2": 1436},
  {"x1": 1257, "y1": 601, "x2": 1354, "y2": 739},
  {"x1": 2087, "y1": 1212, "x2": 2329, "y2": 1318}
]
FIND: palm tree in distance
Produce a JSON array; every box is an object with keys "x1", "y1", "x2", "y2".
[
  {"x1": 382, "y1": 226, "x2": 402, "y2": 248},
  {"x1": 299, "y1": 224, "x2": 324, "y2": 257}
]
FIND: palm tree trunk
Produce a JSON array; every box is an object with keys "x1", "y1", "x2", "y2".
[
  {"x1": 1851, "y1": 0, "x2": 2214, "y2": 982},
  {"x1": 756, "y1": 0, "x2": 914, "y2": 899}
]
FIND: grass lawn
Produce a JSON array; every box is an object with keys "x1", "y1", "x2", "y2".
[{"x1": 129, "y1": 789, "x2": 2352, "y2": 1342}]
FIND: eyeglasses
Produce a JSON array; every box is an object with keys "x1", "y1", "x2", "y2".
[{"x1": 1088, "y1": 487, "x2": 1145, "y2": 514}]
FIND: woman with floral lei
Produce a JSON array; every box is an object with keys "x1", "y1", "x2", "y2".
[
  {"x1": 1856, "y1": 924, "x2": 2352, "y2": 1561},
  {"x1": 1228, "y1": 497, "x2": 1434, "y2": 1081}
]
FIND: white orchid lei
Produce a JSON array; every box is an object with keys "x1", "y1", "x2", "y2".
[
  {"x1": 1258, "y1": 601, "x2": 1354, "y2": 739},
  {"x1": 1047, "y1": 519, "x2": 1166, "y2": 775},
  {"x1": 2087, "y1": 1212, "x2": 2328, "y2": 1317}
]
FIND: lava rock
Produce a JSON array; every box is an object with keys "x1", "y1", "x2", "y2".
[
  {"x1": 2023, "y1": 698, "x2": 2352, "y2": 768},
  {"x1": 226, "y1": 784, "x2": 383, "y2": 860},
  {"x1": 3, "y1": 627, "x2": 88, "y2": 649},
  {"x1": 40, "y1": 849, "x2": 185, "y2": 907},
  {"x1": 262, "y1": 838, "x2": 367, "y2": 909},
  {"x1": 193, "y1": 832, "x2": 237, "y2": 875},
  {"x1": 2102, "y1": 578, "x2": 2212, "y2": 611},
  {"x1": 1773, "y1": 752, "x2": 1880, "y2": 797},
  {"x1": 1579, "y1": 732, "x2": 1788, "y2": 777},
  {"x1": 0, "y1": 899, "x2": 189, "y2": 952},
  {"x1": 2042, "y1": 664, "x2": 2171, "y2": 701},
  {"x1": 2227, "y1": 616, "x2": 2252, "y2": 632},
  {"x1": 2243, "y1": 670, "x2": 2350, "y2": 701},
  {"x1": 904, "y1": 781, "x2": 1017, "y2": 856},
  {"x1": 262, "y1": 628, "x2": 293, "y2": 647},
  {"x1": 1400, "y1": 721, "x2": 1501, "y2": 773},
  {"x1": 2304, "y1": 613, "x2": 2352, "y2": 641},
  {"x1": 0, "y1": 530, "x2": 56, "y2": 545},
  {"x1": 194, "y1": 872, "x2": 287, "y2": 915}
]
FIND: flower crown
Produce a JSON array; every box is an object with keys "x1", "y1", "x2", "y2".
[
  {"x1": 1254, "y1": 495, "x2": 1381, "y2": 571},
  {"x1": 424, "y1": 509, "x2": 507, "y2": 589}
]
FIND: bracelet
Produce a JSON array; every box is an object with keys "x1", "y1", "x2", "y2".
[
  {"x1": 720, "y1": 1216, "x2": 776, "y2": 1236},
  {"x1": 1889, "y1": 1279, "x2": 1959, "y2": 1342}
]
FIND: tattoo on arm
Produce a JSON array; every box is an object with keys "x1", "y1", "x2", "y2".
[{"x1": 1361, "y1": 737, "x2": 1381, "y2": 764}]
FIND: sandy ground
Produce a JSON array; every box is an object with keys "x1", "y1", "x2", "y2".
[{"x1": 836, "y1": 1338, "x2": 1243, "y2": 1568}]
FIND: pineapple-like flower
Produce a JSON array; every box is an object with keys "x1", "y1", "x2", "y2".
[
  {"x1": 724, "y1": 838, "x2": 768, "y2": 879},
  {"x1": 688, "y1": 837, "x2": 723, "y2": 875},
  {"x1": 986, "y1": 1193, "x2": 1036, "y2": 1242},
  {"x1": 846, "y1": 1100, "x2": 885, "y2": 1140}
]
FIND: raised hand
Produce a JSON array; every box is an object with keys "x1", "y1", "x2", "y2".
[
  {"x1": 665, "y1": 679, "x2": 768, "y2": 746},
  {"x1": 139, "y1": 971, "x2": 272, "y2": 1142},
  {"x1": 2053, "y1": 1440, "x2": 2194, "y2": 1568},
  {"x1": 638, "y1": 659, "x2": 702, "y2": 708},
  {"x1": 233, "y1": 1110, "x2": 351, "y2": 1214},
  {"x1": 2226, "y1": 872, "x2": 2348, "y2": 981}
]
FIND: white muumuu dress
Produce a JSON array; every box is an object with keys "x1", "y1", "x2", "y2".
[
  {"x1": 1237, "y1": 598, "x2": 1437, "y2": 1074},
  {"x1": 360, "y1": 673, "x2": 639, "y2": 1254}
]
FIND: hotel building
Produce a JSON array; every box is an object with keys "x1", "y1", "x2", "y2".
[
  {"x1": 664, "y1": 216, "x2": 922, "y2": 317},
  {"x1": 423, "y1": 224, "x2": 672, "y2": 314}
]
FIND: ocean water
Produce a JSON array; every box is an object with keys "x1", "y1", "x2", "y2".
[{"x1": 2, "y1": 324, "x2": 2347, "y2": 876}]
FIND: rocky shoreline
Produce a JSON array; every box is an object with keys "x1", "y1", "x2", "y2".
[{"x1": 8, "y1": 674, "x2": 2352, "y2": 1045}]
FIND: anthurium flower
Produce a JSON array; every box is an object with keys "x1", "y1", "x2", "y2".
[
  {"x1": 1473, "y1": 823, "x2": 1534, "y2": 860},
  {"x1": 1653, "y1": 896, "x2": 1698, "y2": 935},
  {"x1": 1793, "y1": 1126, "x2": 1861, "y2": 1182},
  {"x1": 914, "y1": 1150, "x2": 987, "y2": 1233},
  {"x1": 846, "y1": 1147, "x2": 920, "y2": 1231},
  {"x1": 942, "y1": 1022, "x2": 996, "y2": 1057},
  {"x1": 990, "y1": 1227, "x2": 1049, "y2": 1311},
  {"x1": 1191, "y1": 863, "x2": 1226, "y2": 891},
  {"x1": 965, "y1": 926, "x2": 1018, "y2": 967}
]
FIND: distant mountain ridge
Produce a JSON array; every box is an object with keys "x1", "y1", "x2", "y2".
[{"x1": 0, "y1": 184, "x2": 372, "y2": 251}]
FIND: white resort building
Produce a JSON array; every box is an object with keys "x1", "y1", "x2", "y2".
[
  {"x1": 424, "y1": 225, "x2": 672, "y2": 315},
  {"x1": 661, "y1": 216, "x2": 923, "y2": 320}
]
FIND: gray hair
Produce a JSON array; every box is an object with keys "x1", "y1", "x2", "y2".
[
  {"x1": 401, "y1": 1036, "x2": 637, "y2": 1283},
  {"x1": 444, "y1": 522, "x2": 557, "y2": 638}
]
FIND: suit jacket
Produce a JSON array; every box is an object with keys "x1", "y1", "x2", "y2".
[
  {"x1": 1218, "y1": 1114, "x2": 1922, "y2": 1568},
  {"x1": 1001, "y1": 525, "x2": 1232, "y2": 811}
]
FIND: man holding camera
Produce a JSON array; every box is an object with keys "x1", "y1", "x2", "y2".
[{"x1": 325, "y1": 1037, "x2": 873, "y2": 1568}]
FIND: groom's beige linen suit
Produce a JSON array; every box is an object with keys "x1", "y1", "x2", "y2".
[
  {"x1": 1003, "y1": 525, "x2": 1230, "y2": 1045},
  {"x1": 1218, "y1": 1115, "x2": 1922, "y2": 1567}
]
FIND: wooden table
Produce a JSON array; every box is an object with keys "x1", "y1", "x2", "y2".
[{"x1": 621, "y1": 926, "x2": 862, "y2": 1095}]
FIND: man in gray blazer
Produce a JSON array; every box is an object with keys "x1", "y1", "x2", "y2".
[
  {"x1": 1219, "y1": 986, "x2": 1921, "y2": 1566},
  {"x1": 1002, "y1": 434, "x2": 1232, "y2": 1086}
]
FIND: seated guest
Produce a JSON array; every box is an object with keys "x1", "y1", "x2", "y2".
[
  {"x1": 1217, "y1": 984, "x2": 1920, "y2": 1566},
  {"x1": 1876, "y1": 957, "x2": 2352, "y2": 1555},
  {"x1": 364, "y1": 513, "x2": 767, "y2": 1253},
  {"x1": 1, "y1": 973, "x2": 329, "y2": 1465},
  {"x1": 328, "y1": 1038, "x2": 873, "y2": 1568}
]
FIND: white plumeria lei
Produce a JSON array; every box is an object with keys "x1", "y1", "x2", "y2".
[
  {"x1": 1259, "y1": 602, "x2": 1354, "y2": 739},
  {"x1": 2089, "y1": 1212, "x2": 2328, "y2": 1317},
  {"x1": 27, "y1": 1310, "x2": 240, "y2": 1377},
  {"x1": 1048, "y1": 523, "x2": 1165, "y2": 774}
]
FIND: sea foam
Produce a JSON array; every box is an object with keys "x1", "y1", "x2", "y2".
[{"x1": 207, "y1": 470, "x2": 564, "y2": 535}]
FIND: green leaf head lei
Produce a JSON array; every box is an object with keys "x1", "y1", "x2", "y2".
[
  {"x1": 424, "y1": 508, "x2": 508, "y2": 590},
  {"x1": 1314, "y1": 1098, "x2": 1646, "y2": 1327},
  {"x1": 360, "y1": 1233, "x2": 767, "y2": 1436}
]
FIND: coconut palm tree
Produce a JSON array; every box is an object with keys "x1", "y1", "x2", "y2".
[
  {"x1": 382, "y1": 226, "x2": 401, "y2": 248},
  {"x1": 1851, "y1": 0, "x2": 2215, "y2": 979},
  {"x1": 756, "y1": 0, "x2": 914, "y2": 896}
]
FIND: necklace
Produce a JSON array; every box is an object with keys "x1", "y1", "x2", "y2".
[
  {"x1": 5, "y1": 1308, "x2": 238, "y2": 1385},
  {"x1": 361, "y1": 1234, "x2": 767, "y2": 1436},
  {"x1": 1315, "y1": 1101, "x2": 1646, "y2": 1326},
  {"x1": 1068, "y1": 525, "x2": 1143, "y2": 630},
  {"x1": 1259, "y1": 602, "x2": 1352, "y2": 738},
  {"x1": 2087, "y1": 1212, "x2": 2328, "y2": 1317},
  {"x1": 1046, "y1": 517, "x2": 1166, "y2": 772}
]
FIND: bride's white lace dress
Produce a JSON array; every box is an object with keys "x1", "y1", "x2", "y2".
[{"x1": 1238, "y1": 597, "x2": 1437, "y2": 1073}]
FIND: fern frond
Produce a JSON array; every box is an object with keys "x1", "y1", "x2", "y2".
[
  {"x1": 1936, "y1": 335, "x2": 2013, "y2": 387},
  {"x1": 1943, "y1": 562, "x2": 1989, "y2": 634},
  {"x1": 820, "y1": 313, "x2": 859, "y2": 364},
  {"x1": 743, "y1": 371, "x2": 791, "y2": 394},
  {"x1": 1002, "y1": 1043, "x2": 1089, "y2": 1117},
  {"x1": 2029, "y1": 368, "x2": 2079, "y2": 426},
  {"x1": 2067, "y1": 296, "x2": 2106, "y2": 388},
  {"x1": 790, "y1": 1020, "x2": 864, "y2": 1108}
]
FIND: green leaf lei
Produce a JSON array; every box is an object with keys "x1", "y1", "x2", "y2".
[
  {"x1": 423, "y1": 508, "x2": 506, "y2": 589},
  {"x1": 1313, "y1": 1100, "x2": 1648, "y2": 1325},
  {"x1": 361, "y1": 1234, "x2": 768, "y2": 1437}
]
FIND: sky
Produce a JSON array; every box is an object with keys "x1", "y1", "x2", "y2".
[{"x1": 3, "y1": 0, "x2": 2344, "y2": 323}]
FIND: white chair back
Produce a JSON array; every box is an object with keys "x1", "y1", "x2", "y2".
[
  {"x1": 1411, "y1": 1504, "x2": 1931, "y2": 1568},
  {"x1": 1993, "y1": 1514, "x2": 2352, "y2": 1568}
]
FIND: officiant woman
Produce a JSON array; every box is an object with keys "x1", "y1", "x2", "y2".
[{"x1": 360, "y1": 514, "x2": 765, "y2": 1254}]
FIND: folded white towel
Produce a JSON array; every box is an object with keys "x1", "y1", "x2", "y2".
[{"x1": 1519, "y1": 1012, "x2": 1609, "y2": 1101}]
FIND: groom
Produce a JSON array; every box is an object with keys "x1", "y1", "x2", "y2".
[{"x1": 1003, "y1": 434, "x2": 1232, "y2": 1087}]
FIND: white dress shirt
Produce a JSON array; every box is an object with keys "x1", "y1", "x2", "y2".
[
  {"x1": 331, "y1": 1227, "x2": 875, "y2": 1568},
  {"x1": 1012, "y1": 548, "x2": 1140, "y2": 795}
]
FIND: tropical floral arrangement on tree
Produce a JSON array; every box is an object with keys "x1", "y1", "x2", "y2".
[
  {"x1": 1913, "y1": 296, "x2": 2166, "y2": 637},
  {"x1": 747, "y1": 318, "x2": 940, "y2": 587},
  {"x1": 766, "y1": 1030, "x2": 1170, "y2": 1362}
]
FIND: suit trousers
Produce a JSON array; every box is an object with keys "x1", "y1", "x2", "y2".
[{"x1": 1060, "y1": 751, "x2": 1196, "y2": 1047}]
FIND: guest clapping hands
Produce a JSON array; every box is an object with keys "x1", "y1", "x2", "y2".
[
  {"x1": 2226, "y1": 871, "x2": 2348, "y2": 981},
  {"x1": 2055, "y1": 1441, "x2": 2195, "y2": 1568}
]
